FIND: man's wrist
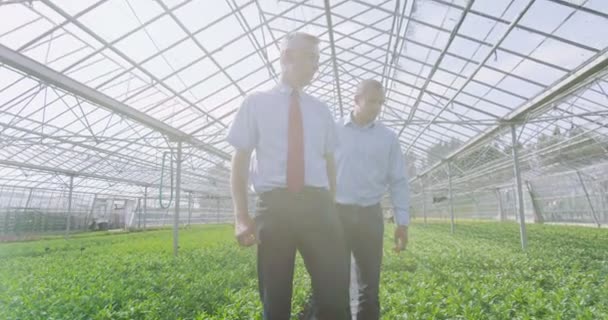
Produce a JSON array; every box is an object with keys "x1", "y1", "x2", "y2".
[{"x1": 236, "y1": 211, "x2": 250, "y2": 220}]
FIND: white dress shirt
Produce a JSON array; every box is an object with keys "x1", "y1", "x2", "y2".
[{"x1": 226, "y1": 83, "x2": 337, "y2": 193}]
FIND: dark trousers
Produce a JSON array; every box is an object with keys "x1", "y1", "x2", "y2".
[
  {"x1": 337, "y1": 203, "x2": 384, "y2": 320},
  {"x1": 255, "y1": 187, "x2": 351, "y2": 320}
]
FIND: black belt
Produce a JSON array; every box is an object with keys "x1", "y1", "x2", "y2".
[
  {"x1": 336, "y1": 202, "x2": 380, "y2": 210},
  {"x1": 260, "y1": 186, "x2": 328, "y2": 197}
]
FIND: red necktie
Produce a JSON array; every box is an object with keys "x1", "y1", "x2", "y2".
[{"x1": 287, "y1": 90, "x2": 305, "y2": 193}]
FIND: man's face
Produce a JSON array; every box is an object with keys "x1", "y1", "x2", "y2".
[
  {"x1": 282, "y1": 44, "x2": 319, "y2": 87},
  {"x1": 355, "y1": 85, "x2": 385, "y2": 123}
]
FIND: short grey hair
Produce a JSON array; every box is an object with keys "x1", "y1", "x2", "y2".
[
  {"x1": 356, "y1": 79, "x2": 384, "y2": 96},
  {"x1": 280, "y1": 32, "x2": 320, "y2": 52}
]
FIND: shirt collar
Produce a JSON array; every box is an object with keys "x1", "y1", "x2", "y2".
[
  {"x1": 345, "y1": 111, "x2": 375, "y2": 129},
  {"x1": 275, "y1": 81, "x2": 302, "y2": 96}
]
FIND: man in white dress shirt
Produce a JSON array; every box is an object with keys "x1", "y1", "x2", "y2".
[
  {"x1": 226, "y1": 32, "x2": 350, "y2": 320},
  {"x1": 334, "y1": 79, "x2": 410, "y2": 320}
]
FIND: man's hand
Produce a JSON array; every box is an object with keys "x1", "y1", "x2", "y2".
[
  {"x1": 235, "y1": 214, "x2": 258, "y2": 247},
  {"x1": 393, "y1": 225, "x2": 408, "y2": 253}
]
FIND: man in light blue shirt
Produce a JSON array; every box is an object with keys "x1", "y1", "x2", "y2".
[{"x1": 335, "y1": 79, "x2": 410, "y2": 320}]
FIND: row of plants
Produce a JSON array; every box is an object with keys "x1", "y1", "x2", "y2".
[{"x1": 1, "y1": 222, "x2": 606, "y2": 319}]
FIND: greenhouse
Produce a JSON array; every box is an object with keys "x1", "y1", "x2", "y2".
[{"x1": 1, "y1": 0, "x2": 607, "y2": 319}]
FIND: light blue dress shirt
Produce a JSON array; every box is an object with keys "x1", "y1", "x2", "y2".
[
  {"x1": 335, "y1": 114, "x2": 410, "y2": 225},
  {"x1": 226, "y1": 83, "x2": 337, "y2": 193}
]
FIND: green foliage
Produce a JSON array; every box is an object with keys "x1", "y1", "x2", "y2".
[
  {"x1": 380, "y1": 222, "x2": 608, "y2": 319},
  {"x1": 425, "y1": 138, "x2": 463, "y2": 167},
  {"x1": 1, "y1": 222, "x2": 607, "y2": 319},
  {"x1": 531, "y1": 125, "x2": 608, "y2": 167},
  {"x1": 453, "y1": 144, "x2": 506, "y2": 172}
]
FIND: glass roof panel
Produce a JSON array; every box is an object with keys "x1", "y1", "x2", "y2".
[{"x1": 0, "y1": 0, "x2": 606, "y2": 195}]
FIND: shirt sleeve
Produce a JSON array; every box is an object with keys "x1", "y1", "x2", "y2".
[
  {"x1": 388, "y1": 134, "x2": 410, "y2": 226},
  {"x1": 324, "y1": 108, "x2": 339, "y2": 155},
  {"x1": 226, "y1": 95, "x2": 258, "y2": 151}
]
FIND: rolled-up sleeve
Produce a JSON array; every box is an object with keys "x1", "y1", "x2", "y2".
[
  {"x1": 226, "y1": 96, "x2": 257, "y2": 151},
  {"x1": 388, "y1": 134, "x2": 410, "y2": 226},
  {"x1": 324, "y1": 110, "x2": 338, "y2": 155}
]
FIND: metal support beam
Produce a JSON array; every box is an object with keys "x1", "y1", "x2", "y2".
[
  {"x1": 1, "y1": 0, "x2": 41, "y2": 5},
  {"x1": 0, "y1": 43, "x2": 229, "y2": 160},
  {"x1": 86, "y1": 193, "x2": 97, "y2": 229},
  {"x1": 187, "y1": 191, "x2": 193, "y2": 226},
  {"x1": 173, "y1": 141, "x2": 183, "y2": 257},
  {"x1": 323, "y1": 0, "x2": 344, "y2": 117},
  {"x1": 0, "y1": 159, "x2": 150, "y2": 186},
  {"x1": 143, "y1": 186, "x2": 148, "y2": 230},
  {"x1": 447, "y1": 162, "x2": 455, "y2": 234},
  {"x1": 0, "y1": 120, "x2": 220, "y2": 185},
  {"x1": 154, "y1": 0, "x2": 247, "y2": 100},
  {"x1": 411, "y1": 49, "x2": 608, "y2": 183},
  {"x1": 65, "y1": 175, "x2": 74, "y2": 238},
  {"x1": 401, "y1": 0, "x2": 536, "y2": 148},
  {"x1": 422, "y1": 177, "x2": 427, "y2": 225},
  {"x1": 226, "y1": 0, "x2": 278, "y2": 81},
  {"x1": 216, "y1": 197, "x2": 221, "y2": 224},
  {"x1": 496, "y1": 188, "x2": 505, "y2": 222},
  {"x1": 402, "y1": 0, "x2": 475, "y2": 126},
  {"x1": 510, "y1": 125, "x2": 527, "y2": 250},
  {"x1": 215, "y1": 198, "x2": 220, "y2": 223},
  {"x1": 24, "y1": 188, "x2": 34, "y2": 209},
  {"x1": 472, "y1": 192, "x2": 479, "y2": 218},
  {"x1": 380, "y1": 0, "x2": 402, "y2": 91},
  {"x1": 526, "y1": 180, "x2": 544, "y2": 224},
  {"x1": 0, "y1": 160, "x2": 213, "y2": 196},
  {"x1": 136, "y1": 198, "x2": 142, "y2": 229},
  {"x1": 576, "y1": 170, "x2": 601, "y2": 228}
]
